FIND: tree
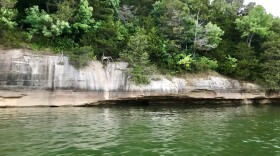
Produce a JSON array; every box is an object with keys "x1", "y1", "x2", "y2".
[
  {"x1": 25, "y1": 6, "x2": 71, "y2": 38},
  {"x1": 53, "y1": 0, "x2": 76, "y2": 21},
  {"x1": 109, "y1": 0, "x2": 119, "y2": 15},
  {"x1": 0, "y1": 0, "x2": 17, "y2": 28},
  {"x1": 235, "y1": 5, "x2": 273, "y2": 46},
  {"x1": 241, "y1": 2, "x2": 255, "y2": 15},
  {"x1": 16, "y1": 0, "x2": 46, "y2": 18},
  {"x1": 184, "y1": 0, "x2": 210, "y2": 21},
  {"x1": 120, "y1": 28, "x2": 153, "y2": 84},
  {"x1": 211, "y1": 0, "x2": 244, "y2": 14},
  {"x1": 90, "y1": 0, "x2": 114, "y2": 21},
  {"x1": 210, "y1": 0, "x2": 244, "y2": 29},
  {"x1": 24, "y1": 0, "x2": 94, "y2": 39},
  {"x1": 82, "y1": 0, "x2": 128, "y2": 58},
  {"x1": 259, "y1": 35, "x2": 280, "y2": 90},
  {"x1": 258, "y1": 18, "x2": 280, "y2": 90},
  {"x1": 232, "y1": 42, "x2": 259, "y2": 80},
  {"x1": 120, "y1": 0, "x2": 157, "y2": 17},
  {"x1": 120, "y1": 28, "x2": 149, "y2": 65},
  {"x1": 209, "y1": 0, "x2": 243, "y2": 44},
  {"x1": 194, "y1": 22, "x2": 224, "y2": 52},
  {"x1": 45, "y1": 0, "x2": 63, "y2": 13},
  {"x1": 152, "y1": 0, "x2": 195, "y2": 51},
  {"x1": 72, "y1": 0, "x2": 94, "y2": 33},
  {"x1": 0, "y1": 0, "x2": 20, "y2": 47},
  {"x1": 177, "y1": 54, "x2": 193, "y2": 70},
  {"x1": 0, "y1": 0, "x2": 17, "y2": 8},
  {"x1": 117, "y1": 4, "x2": 135, "y2": 23}
]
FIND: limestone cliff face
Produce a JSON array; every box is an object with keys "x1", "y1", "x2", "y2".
[
  {"x1": 0, "y1": 49, "x2": 277, "y2": 107},
  {"x1": 0, "y1": 49, "x2": 129, "y2": 91}
]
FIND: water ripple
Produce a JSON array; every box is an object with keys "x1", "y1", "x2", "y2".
[{"x1": 0, "y1": 105, "x2": 279, "y2": 156}]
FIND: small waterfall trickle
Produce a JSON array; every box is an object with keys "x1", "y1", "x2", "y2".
[{"x1": 104, "y1": 63, "x2": 111, "y2": 100}]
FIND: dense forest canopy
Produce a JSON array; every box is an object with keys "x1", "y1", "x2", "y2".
[{"x1": 0, "y1": 0, "x2": 279, "y2": 89}]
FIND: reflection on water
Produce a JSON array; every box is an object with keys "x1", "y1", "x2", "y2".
[{"x1": 0, "y1": 105, "x2": 279, "y2": 156}]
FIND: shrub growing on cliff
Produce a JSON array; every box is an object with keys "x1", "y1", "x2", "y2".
[
  {"x1": 67, "y1": 46, "x2": 95, "y2": 68},
  {"x1": 218, "y1": 55, "x2": 238, "y2": 75},
  {"x1": 130, "y1": 65, "x2": 150, "y2": 84},
  {"x1": 0, "y1": 28, "x2": 29, "y2": 48},
  {"x1": 192, "y1": 56, "x2": 218, "y2": 71},
  {"x1": 177, "y1": 54, "x2": 193, "y2": 71},
  {"x1": 120, "y1": 28, "x2": 154, "y2": 84}
]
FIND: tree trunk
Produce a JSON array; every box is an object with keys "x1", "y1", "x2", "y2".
[
  {"x1": 193, "y1": 11, "x2": 200, "y2": 55},
  {"x1": 247, "y1": 34, "x2": 254, "y2": 47},
  {"x1": 194, "y1": 11, "x2": 200, "y2": 44}
]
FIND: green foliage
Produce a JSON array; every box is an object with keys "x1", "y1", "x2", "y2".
[
  {"x1": 120, "y1": 28, "x2": 153, "y2": 84},
  {"x1": 235, "y1": 5, "x2": 273, "y2": 46},
  {"x1": 185, "y1": 0, "x2": 210, "y2": 21},
  {"x1": 0, "y1": 7, "x2": 17, "y2": 28},
  {"x1": 192, "y1": 56, "x2": 219, "y2": 71},
  {"x1": 194, "y1": 22, "x2": 224, "y2": 51},
  {"x1": 146, "y1": 28, "x2": 168, "y2": 64},
  {"x1": 232, "y1": 42, "x2": 259, "y2": 80},
  {"x1": 67, "y1": 46, "x2": 95, "y2": 68},
  {"x1": 110, "y1": 0, "x2": 120, "y2": 13},
  {"x1": 115, "y1": 20, "x2": 128, "y2": 41},
  {"x1": 80, "y1": 0, "x2": 127, "y2": 58},
  {"x1": 130, "y1": 65, "x2": 150, "y2": 85},
  {"x1": 175, "y1": 53, "x2": 219, "y2": 72},
  {"x1": 211, "y1": 0, "x2": 244, "y2": 16},
  {"x1": 54, "y1": 0, "x2": 76, "y2": 21},
  {"x1": 226, "y1": 55, "x2": 238, "y2": 68},
  {"x1": 0, "y1": 28, "x2": 29, "y2": 48},
  {"x1": 221, "y1": 55, "x2": 238, "y2": 74},
  {"x1": 120, "y1": 0, "x2": 156, "y2": 18},
  {"x1": 25, "y1": 6, "x2": 51, "y2": 35},
  {"x1": 0, "y1": 0, "x2": 279, "y2": 88},
  {"x1": 53, "y1": 37, "x2": 77, "y2": 52},
  {"x1": 209, "y1": 0, "x2": 242, "y2": 44},
  {"x1": 72, "y1": 0, "x2": 94, "y2": 33},
  {"x1": 177, "y1": 54, "x2": 193, "y2": 71},
  {"x1": 81, "y1": 19, "x2": 127, "y2": 58},
  {"x1": 25, "y1": 6, "x2": 71, "y2": 38},
  {"x1": 152, "y1": 0, "x2": 194, "y2": 47},
  {"x1": 0, "y1": 0, "x2": 17, "y2": 29},
  {"x1": 258, "y1": 35, "x2": 280, "y2": 90},
  {"x1": 206, "y1": 40, "x2": 234, "y2": 75},
  {"x1": 146, "y1": 29, "x2": 181, "y2": 72},
  {"x1": 90, "y1": 0, "x2": 114, "y2": 21},
  {"x1": 120, "y1": 28, "x2": 149, "y2": 64},
  {"x1": 25, "y1": 0, "x2": 94, "y2": 38},
  {"x1": 0, "y1": 0, "x2": 17, "y2": 8},
  {"x1": 0, "y1": 0, "x2": 21, "y2": 47}
]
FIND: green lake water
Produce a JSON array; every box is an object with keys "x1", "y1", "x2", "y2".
[{"x1": 0, "y1": 104, "x2": 279, "y2": 156}]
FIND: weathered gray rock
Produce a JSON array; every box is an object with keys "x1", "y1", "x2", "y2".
[
  {"x1": 0, "y1": 49, "x2": 130, "y2": 91},
  {"x1": 0, "y1": 49, "x2": 277, "y2": 107}
]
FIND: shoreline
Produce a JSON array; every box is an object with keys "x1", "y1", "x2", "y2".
[
  {"x1": 0, "y1": 89, "x2": 279, "y2": 108},
  {"x1": 0, "y1": 49, "x2": 279, "y2": 107}
]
